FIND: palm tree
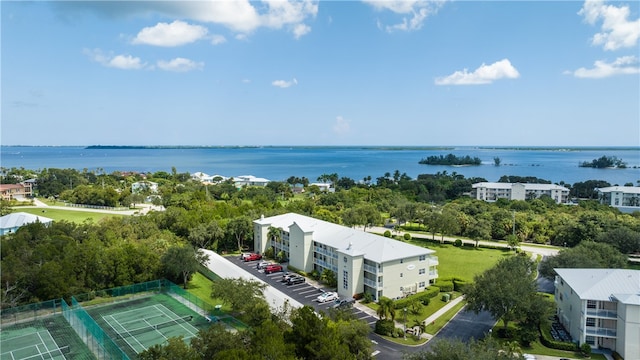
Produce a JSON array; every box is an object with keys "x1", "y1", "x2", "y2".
[
  {"x1": 376, "y1": 297, "x2": 396, "y2": 321},
  {"x1": 267, "y1": 226, "x2": 281, "y2": 257}
]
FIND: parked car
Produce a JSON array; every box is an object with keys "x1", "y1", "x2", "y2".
[
  {"x1": 240, "y1": 252, "x2": 252, "y2": 260},
  {"x1": 316, "y1": 292, "x2": 338, "y2": 303},
  {"x1": 264, "y1": 264, "x2": 283, "y2": 274},
  {"x1": 256, "y1": 261, "x2": 273, "y2": 270},
  {"x1": 332, "y1": 298, "x2": 355, "y2": 309},
  {"x1": 287, "y1": 275, "x2": 305, "y2": 285},
  {"x1": 281, "y1": 272, "x2": 294, "y2": 282},
  {"x1": 243, "y1": 253, "x2": 262, "y2": 262}
]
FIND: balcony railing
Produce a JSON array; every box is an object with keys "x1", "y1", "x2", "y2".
[
  {"x1": 364, "y1": 278, "x2": 383, "y2": 288},
  {"x1": 585, "y1": 309, "x2": 617, "y2": 318},
  {"x1": 427, "y1": 256, "x2": 439, "y2": 265},
  {"x1": 429, "y1": 270, "x2": 438, "y2": 277},
  {"x1": 363, "y1": 264, "x2": 378, "y2": 274},
  {"x1": 584, "y1": 326, "x2": 617, "y2": 337},
  {"x1": 314, "y1": 259, "x2": 337, "y2": 272}
]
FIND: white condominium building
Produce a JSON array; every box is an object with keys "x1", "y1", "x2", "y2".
[
  {"x1": 554, "y1": 269, "x2": 639, "y2": 360},
  {"x1": 472, "y1": 182, "x2": 570, "y2": 204},
  {"x1": 596, "y1": 186, "x2": 640, "y2": 211},
  {"x1": 254, "y1": 213, "x2": 439, "y2": 301}
]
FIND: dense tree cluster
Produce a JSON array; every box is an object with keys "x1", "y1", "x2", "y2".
[
  {"x1": 2, "y1": 166, "x2": 638, "y2": 309},
  {"x1": 140, "y1": 278, "x2": 371, "y2": 360},
  {"x1": 419, "y1": 154, "x2": 482, "y2": 166},
  {"x1": 579, "y1": 156, "x2": 626, "y2": 169}
]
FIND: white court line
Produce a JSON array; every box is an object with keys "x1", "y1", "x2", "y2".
[
  {"x1": 103, "y1": 314, "x2": 146, "y2": 352},
  {"x1": 153, "y1": 305, "x2": 199, "y2": 339},
  {"x1": 143, "y1": 318, "x2": 168, "y2": 342}
]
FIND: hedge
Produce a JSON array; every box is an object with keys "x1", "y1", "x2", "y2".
[
  {"x1": 434, "y1": 280, "x2": 454, "y2": 292},
  {"x1": 393, "y1": 286, "x2": 440, "y2": 309},
  {"x1": 375, "y1": 319, "x2": 395, "y2": 336},
  {"x1": 539, "y1": 325, "x2": 577, "y2": 351}
]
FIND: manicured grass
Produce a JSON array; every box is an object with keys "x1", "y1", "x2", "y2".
[
  {"x1": 366, "y1": 292, "x2": 463, "y2": 325},
  {"x1": 186, "y1": 272, "x2": 231, "y2": 313},
  {"x1": 424, "y1": 300, "x2": 467, "y2": 335},
  {"x1": 16, "y1": 207, "x2": 121, "y2": 223},
  {"x1": 405, "y1": 239, "x2": 511, "y2": 281}
]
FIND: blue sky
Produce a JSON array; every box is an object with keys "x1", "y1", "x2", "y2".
[{"x1": 2, "y1": 0, "x2": 639, "y2": 146}]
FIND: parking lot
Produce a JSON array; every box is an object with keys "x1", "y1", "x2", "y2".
[{"x1": 227, "y1": 256, "x2": 378, "y2": 326}]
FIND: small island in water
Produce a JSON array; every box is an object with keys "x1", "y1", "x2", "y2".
[
  {"x1": 419, "y1": 153, "x2": 482, "y2": 166},
  {"x1": 579, "y1": 156, "x2": 627, "y2": 169}
]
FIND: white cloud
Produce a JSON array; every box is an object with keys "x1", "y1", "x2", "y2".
[
  {"x1": 569, "y1": 56, "x2": 640, "y2": 78},
  {"x1": 133, "y1": 20, "x2": 208, "y2": 47},
  {"x1": 362, "y1": 0, "x2": 445, "y2": 32},
  {"x1": 272, "y1": 78, "x2": 298, "y2": 88},
  {"x1": 578, "y1": 0, "x2": 640, "y2": 51},
  {"x1": 210, "y1": 34, "x2": 227, "y2": 45},
  {"x1": 435, "y1": 59, "x2": 520, "y2": 85},
  {"x1": 332, "y1": 116, "x2": 351, "y2": 135},
  {"x1": 293, "y1": 23, "x2": 311, "y2": 39},
  {"x1": 83, "y1": 48, "x2": 146, "y2": 70},
  {"x1": 157, "y1": 58, "x2": 204, "y2": 72}
]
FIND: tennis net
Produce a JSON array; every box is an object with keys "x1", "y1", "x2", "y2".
[{"x1": 121, "y1": 315, "x2": 193, "y2": 337}]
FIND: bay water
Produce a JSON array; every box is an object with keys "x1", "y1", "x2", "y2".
[{"x1": 1, "y1": 146, "x2": 639, "y2": 186}]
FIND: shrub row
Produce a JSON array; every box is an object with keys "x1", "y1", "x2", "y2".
[
  {"x1": 393, "y1": 286, "x2": 440, "y2": 309},
  {"x1": 539, "y1": 327, "x2": 577, "y2": 351},
  {"x1": 434, "y1": 280, "x2": 454, "y2": 292},
  {"x1": 374, "y1": 319, "x2": 395, "y2": 336},
  {"x1": 285, "y1": 264, "x2": 308, "y2": 277}
]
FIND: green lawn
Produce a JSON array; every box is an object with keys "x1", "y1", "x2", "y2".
[
  {"x1": 366, "y1": 292, "x2": 463, "y2": 327},
  {"x1": 186, "y1": 272, "x2": 231, "y2": 313},
  {"x1": 405, "y1": 239, "x2": 511, "y2": 281},
  {"x1": 16, "y1": 207, "x2": 121, "y2": 223}
]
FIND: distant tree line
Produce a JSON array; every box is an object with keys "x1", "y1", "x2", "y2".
[{"x1": 419, "y1": 153, "x2": 482, "y2": 166}]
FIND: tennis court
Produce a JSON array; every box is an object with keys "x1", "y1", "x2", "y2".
[
  {"x1": 0, "y1": 328, "x2": 69, "y2": 360},
  {"x1": 100, "y1": 303, "x2": 200, "y2": 354}
]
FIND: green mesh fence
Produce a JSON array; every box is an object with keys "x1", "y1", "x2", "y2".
[
  {"x1": 64, "y1": 298, "x2": 129, "y2": 360},
  {"x1": 1, "y1": 279, "x2": 246, "y2": 359},
  {"x1": 198, "y1": 264, "x2": 222, "y2": 281},
  {"x1": 0, "y1": 299, "x2": 95, "y2": 360}
]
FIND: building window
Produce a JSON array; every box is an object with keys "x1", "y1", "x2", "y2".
[
  {"x1": 343, "y1": 270, "x2": 348, "y2": 290},
  {"x1": 400, "y1": 273, "x2": 403, "y2": 278},
  {"x1": 586, "y1": 318, "x2": 595, "y2": 327},
  {"x1": 419, "y1": 281, "x2": 425, "y2": 288},
  {"x1": 586, "y1": 336, "x2": 595, "y2": 345},
  {"x1": 587, "y1": 300, "x2": 596, "y2": 309},
  {"x1": 419, "y1": 255, "x2": 426, "y2": 261},
  {"x1": 559, "y1": 293, "x2": 563, "y2": 301},
  {"x1": 419, "y1": 268, "x2": 425, "y2": 275},
  {"x1": 400, "y1": 259, "x2": 403, "y2": 264}
]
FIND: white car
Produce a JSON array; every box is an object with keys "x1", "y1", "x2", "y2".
[
  {"x1": 316, "y1": 292, "x2": 338, "y2": 303},
  {"x1": 523, "y1": 354, "x2": 536, "y2": 360}
]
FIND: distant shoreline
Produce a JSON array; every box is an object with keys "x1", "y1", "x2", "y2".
[{"x1": 1, "y1": 145, "x2": 639, "y2": 152}]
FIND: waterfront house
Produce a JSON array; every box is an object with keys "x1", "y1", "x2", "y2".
[
  {"x1": 0, "y1": 182, "x2": 33, "y2": 201},
  {"x1": 554, "y1": 268, "x2": 639, "y2": 360},
  {"x1": 254, "y1": 213, "x2": 439, "y2": 301}
]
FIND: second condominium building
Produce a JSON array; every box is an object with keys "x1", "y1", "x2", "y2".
[
  {"x1": 253, "y1": 213, "x2": 439, "y2": 301},
  {"x1": 472, "y1": 182, "x2": 570, "y2": 204}
]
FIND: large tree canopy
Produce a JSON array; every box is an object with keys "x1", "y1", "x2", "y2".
[
  {"x1": 465, "y1": 255, "x2": 537, "y2": 331},
  {"x1": 539, "y1": 241, "x2": 628, "y2": 280}
]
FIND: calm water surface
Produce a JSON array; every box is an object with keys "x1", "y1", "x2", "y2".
[{"x1": 1, "y1": 146, "x2": 639, "y2": 186}]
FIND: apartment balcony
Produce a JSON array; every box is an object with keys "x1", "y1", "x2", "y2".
[
  {"x1": 429, "y1": 270, "x2": 438, "y2": 278},
  {"x1": 585, "y1": 309, "x2": 617, "y2": 318},
  {"x1": 364, "y1": 278, "x2": 383, "y2": 289},
  {"x1": 314, "y1": 247, "x2": 338, "y2": 259},
  {"x1": 314, "y1": 259, "x2": 337, "y2": 272},
  {"x1": 428, "y1": 256, "x2": 439, "y2": 265},
  {"x1": 584, "y1": 326, "x2": 617, "y2": 338},
  {"x1": 363, "y1": 264, "x2": 378, "y2": 274}
]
